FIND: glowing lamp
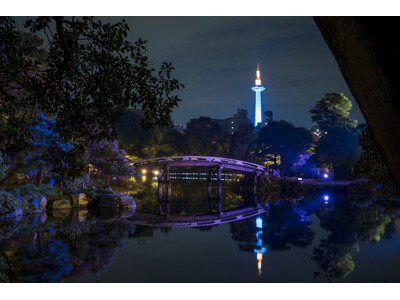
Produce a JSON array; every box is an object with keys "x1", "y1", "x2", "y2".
[
  {"x1": 142, "y1": 169, "x2": 147, "y2": 174},
  {"x1": 298, "y1": 177, "x2": 303, "y2": 181},
  {"x1": 113, "y1": 176, "x2": 117, "y2": 181},
  {"x1": 154, "y1": 170, "x2": 159, "y2": 175},
  {"x1": 324, "y1": 195, "x2": 329, "y2": 201},
  {"x1": 323, "y1": 173, "x2": 329, "y2": 179},
  {"x1": 256, "y1": 217, "x2": 263, "y2": 229},
  {"x1": 257, "y1": 252, "x2": 263, "y2": 260}
]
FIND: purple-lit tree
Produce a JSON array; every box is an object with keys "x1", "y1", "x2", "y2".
[{"x1": 88, "y1": 139, "x2": 134, "y2": 185}]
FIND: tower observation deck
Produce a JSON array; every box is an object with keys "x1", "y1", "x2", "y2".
[{"x1": 251, "y1": 64, "x2": 266, "y2": 127}]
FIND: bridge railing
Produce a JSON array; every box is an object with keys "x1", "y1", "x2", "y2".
[{"x1": 131, "y1": 156, "x2": 268, "y2": 172}]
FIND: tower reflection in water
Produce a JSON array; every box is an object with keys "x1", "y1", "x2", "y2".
[{"x1": 254, "y1": 216, "x2": 267, "y2": 275}]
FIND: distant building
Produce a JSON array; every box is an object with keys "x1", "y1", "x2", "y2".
[
  {"x1": 173, "y1": 123, "x2": 184, "y2": 133},
  {"x1": 212, "y1": 108, "x2": 252, "y2": 134},
  {"x1": 261, "y1": 110, "x2": 273, "y2": 127}
]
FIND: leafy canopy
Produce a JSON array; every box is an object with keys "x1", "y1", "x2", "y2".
[
  {"x1": 257, "y1": 120, "x2": 313, "y2": 174},
  {"x1": 24, "y1": 16, "x2": 184, "y2": 144},
  {"x1": 0, "y1": 17, "x2": 46, "y2": 156},
  {"x1": 354, "y1": 124, "x2": 400, "y2": 199},
  {"x1": 310, "y1": 92, "x2": 357, "y2": 132},
  {"x1": 310, "y1": 93, "x2": 360, "y2": 179}
]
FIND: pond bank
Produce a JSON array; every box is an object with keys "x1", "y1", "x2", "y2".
[{"x1": 0, "y1": 184, "x2": 136, "y2": 220}]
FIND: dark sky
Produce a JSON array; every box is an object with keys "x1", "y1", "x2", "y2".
[
  {"x1": 118, "y1": 16, "x2": 364, "y2": 128},
  {"x1": 16, "y1": 16, "x2": 365, "y2": 129}
]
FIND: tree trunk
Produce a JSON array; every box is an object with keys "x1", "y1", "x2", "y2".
[{"x1": 314, "y1": 17, "x2": 400, "y2": 187}]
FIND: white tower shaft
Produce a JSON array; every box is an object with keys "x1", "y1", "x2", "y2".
[{"x1": 252, "y1": 65, "x2": 266, "y2": 127}]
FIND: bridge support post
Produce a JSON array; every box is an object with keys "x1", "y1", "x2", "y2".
[
  {"x1": 158, "y1": 166, "x2": 171, "y2": 217},
  {"x1": 207, "y1": 166, "x2": 222, "y2": 214}
]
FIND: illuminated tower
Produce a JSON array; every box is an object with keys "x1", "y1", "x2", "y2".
[{"x1": 251, "y1": 64, "x2": 266, "y2": 127}]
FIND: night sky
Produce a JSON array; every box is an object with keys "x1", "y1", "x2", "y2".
[{"x1": 16, "y1": 16, "x2": 365, "y2": 129}]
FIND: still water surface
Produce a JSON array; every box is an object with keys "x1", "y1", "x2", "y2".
[{"x1": 1, "y1": 180, "x2": 400, "y2": 283}]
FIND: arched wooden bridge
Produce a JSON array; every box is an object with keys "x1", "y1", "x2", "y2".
[
  {"x1": 132, "y1": 156, "x2": 268, "y2": 174},
  {"x1": 131, "y1": 156, "x2": 270, "y2": 217}
]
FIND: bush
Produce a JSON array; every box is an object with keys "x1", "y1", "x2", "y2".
[
  {"x1": 0, "y1": 190, "x2": 27, "y2": 215},
  {"x1": 0, "y1": 152, "x2": 9, "y2": 181},
  {"x1": 11, "y1": 184, "x2": 64, "y2": 203}
]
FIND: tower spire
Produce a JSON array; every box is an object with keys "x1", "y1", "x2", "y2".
[{"x1": 255, "y1": 64, "x2": 261, "y2": 86}]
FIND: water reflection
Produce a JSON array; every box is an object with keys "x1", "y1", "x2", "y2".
[
  {"x1": 312, "y1": 196, "x2": 393, "y2": 279},
  {"x1": 254, "y1": 216, "x2": 267, "y2": 275},
  {"x1": 1, "y1": 183, "x2": 400, "y2": 282},
  {"x1": 0, "y1": 217, "x2": 136, "y2": 282}
]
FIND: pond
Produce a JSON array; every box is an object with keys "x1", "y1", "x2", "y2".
[{"x1": 1, "y1": 180, "x2": 400, "y2": 283}]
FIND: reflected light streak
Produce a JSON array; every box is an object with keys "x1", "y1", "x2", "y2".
[
  {"x1": 256, "y1": 217, "x2": 263, "y2": 229},
  {"x1": 254, "y1": 216, "x2": 267, "y2": 275}
]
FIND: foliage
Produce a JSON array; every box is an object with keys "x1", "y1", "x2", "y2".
[
  {"x1": 116, "y1": 109, "x2": 187, "y2": 158},
  {"x1": 313, "y1": 197, "x2": 393, "y2": 278},
  {"x1": 143, "y1": 125, "x2": 186, "y2": 158},
  {"x1": 229, "y1": 124, "x2": 257, "y2": 161},
  {"x1": 56, "y1": 220, "x2": 136, "y2": 281},
  {"x1": 88, "y1": 139, "x2": 134, "y2": 177},
  {"x1": 256, "y1": 120, "x2": 313, "y2": 175},
  {"x1": 10, "y1": 183, "x2": 64, "y2": 203},
  {"x1": 0, "y1": 151, "x2": 9, "y2": 181},
  {"x1": 0, "y1": 184, "x2": 64, "y2": 215},
  {"x1": 185, "y1": 117, "x2": 230, "y2": 157},
  {"x1": 0, "y1": 238, "x2": 72, "y2": 283},
  {"x1": 63, "y1": 176, "x2": 94, "y2": 192},
  {"x1": 315, "y1": 127, "x2": 360, "y2": 179},
  {"x1": 310, "y1": 92, "x2": 357, "y2": 132},
  {"x1": 0, "y1": 190, "x2": 26, "y2": 215},
  {"x1": 310, "y1": 93, "x2": 360, "y2": 179},
  {"x1": 0, "y1": 17, "x2": 46, "y2": 157},
  {"x1": 354, "y1": 124, "x2": 400, "y2": 199},
  {"x1": 24, "y1": 16, "x2": 184, "y2": 145},
  {"x1": 15, "y1": 113, "x2": 74, "y2": 179},
  {"x1": 115, "y1": 109, "x2": 152, "y2": 158}
]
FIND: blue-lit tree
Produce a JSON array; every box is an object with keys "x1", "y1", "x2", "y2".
[{"x1": 17, "y1": 113, "x2": 73, "y2": 184}]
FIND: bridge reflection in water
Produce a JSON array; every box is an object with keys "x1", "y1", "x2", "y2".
[
  {"x1": 132, "y1": 156, "x2": 270, "y2": 217},
  {"x1": 127, "y1": 193, "x2": 270, "y2": 275}
]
